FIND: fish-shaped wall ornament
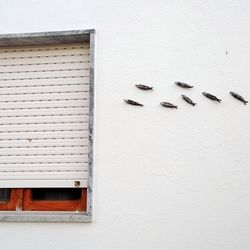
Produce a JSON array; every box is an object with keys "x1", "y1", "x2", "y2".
[
  {"x1": 160, "y1": 102, "x2": 178, "y2": 109},
  {"x1": 230, "y1": 92, "x2": 248, "y2": 105},
  {"x1": 202, "y1": 92, "x2": 222, "y2": 103},
  {"x1": 135, "y1": 84, "x2": 153, "y2": 90},
  {"x1": 175, "y1": 81, "x2": 193, "y2": 88},
  {"x1": 181, "y1": 94, "x2": 196, "y2": 106},
  {"x1": 124, "y1": 99, "x2": 143, "y2": 106}
]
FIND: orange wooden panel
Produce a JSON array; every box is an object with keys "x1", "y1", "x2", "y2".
[
  {"x1": 0, "y1": 189, "x2": 23, "y2": 211},
  {"x1": 23, "y1": 188, "x2": 87, "y2": 211},
  {"x1": 0, "y1": 202, "x2": 9, "y2": 210}
]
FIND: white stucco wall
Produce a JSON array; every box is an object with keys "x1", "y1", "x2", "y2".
[{"x1": 0, "y1": 0, "x2": 249, "y2": 249}]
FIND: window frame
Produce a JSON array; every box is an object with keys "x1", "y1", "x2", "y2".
[
  {"x1": 0, "y1": 188, "x2": 87, "y2": 212},
  {"x1": 0, "y1": 29, "x2": 95, "y2": 223},
  {"x1": 0, "y1": 189, "x2": 23, "y2": 211},
  {"x1": 23, "y1": 188, "x2": 87, "y2": 211}
]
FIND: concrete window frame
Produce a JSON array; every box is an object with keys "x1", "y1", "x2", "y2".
[{"x1": 0, "y1": 29, "x2": 95, "y2": 223}]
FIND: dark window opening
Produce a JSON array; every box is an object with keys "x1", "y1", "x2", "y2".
[
  {"x1": 0, "y1": 189, "x2": 11, "y2": 202},
  {"x1": 31, "y1": 188, "x2": 82, "y2": 201}
]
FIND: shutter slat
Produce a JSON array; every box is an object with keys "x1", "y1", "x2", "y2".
[
  {"x1": 0, "y1": 91, "x2": 88, "y2": 102},
  {"x1": 0, "y1": 138, "x2": 89, "y2": 147},
  {"x1": 0, "y1": 115, "x2": 88, "y2": 124},
  {"x1": 0, "y1": 180, "x2": 87, "y2": 188},
  {"x1": 0, "y1": 77, "x2": 89, "y2": 86},
  {"x1": 0, "y1": 69, "x2": 88, "y2": 80},
  {"x1": 0, "y1": 146, "x2": 89, "y2": 154},
  {"x1": 0, "y1": 171, "x2": 88, "y2": 180},
  {"x1": 0, "y1": 122, "x2": 88, "y2": 132},
  {"x1": 0, "y1": 129, "x2": 87, "y2": 140},
  {"x1": 0, "y1": 47, "x2": 89, "y2": 58},
  {"x1": 0, "y1": 61, "x2": 90, "y2": 72},
  {"x1": 0, "y1": 99, "x2": 89, "y2": 109},
  {"x1": 0, "y1": 164, "x2": 88, "y2": 172},
  {"x1": 0, "y1": 55, "x2": 89, "y2": 65},
  {"x1": 0, "y1": 107, "x2": 89, "y2": 117},
  {"x1": 0, "y1": 83, "x2": 89, "y2": 94},
  {"x1": 0, "y1": 154, "x2": 88, "y2": 163},
  {"x1": 0, "y1": 43, "x2": 90, "y2": 188},
  {"x1": 0, "y1": 44, "x2": 89, "y2": 52}
]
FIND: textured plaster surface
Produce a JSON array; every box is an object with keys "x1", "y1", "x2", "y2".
[{"x1": 0, "y1": 0, "x2": 249, "y2": 250}]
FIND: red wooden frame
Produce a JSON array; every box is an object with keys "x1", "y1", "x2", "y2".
[
  {"x1": 23, "y1": 188, "x2": 87, "y2": 211},
  {"x1": 0, "y1": 189, "x2": 23, "y2": 211},
  {"x1": 0, "y1": 188, "x2": 87, "y2": 212}
]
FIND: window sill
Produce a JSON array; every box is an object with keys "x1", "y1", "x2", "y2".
[{"x1": 0, "y1": 211, "x2": 92, "y2": 223}]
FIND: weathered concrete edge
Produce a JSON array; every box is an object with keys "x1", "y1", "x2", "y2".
[
  {"x1": 87, "y1": 32, "x2": 95, "y2": 219},
  {"x1": 0, "y1": 212, "x2": 92, "y2": 223},
  {"x1": 0, "y1": 29, "x2": 95, "y2": 47}
]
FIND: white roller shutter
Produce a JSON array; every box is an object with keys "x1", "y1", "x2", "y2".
[{"x1": 0, "y1": 43, "x2": 90, "y2": 188}]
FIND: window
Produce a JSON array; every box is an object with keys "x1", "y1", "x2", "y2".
[{"x1": 0, "y1": 30, "x2": 95, "y2": 222}]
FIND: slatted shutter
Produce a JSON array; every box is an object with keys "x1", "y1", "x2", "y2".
[{"x1": 0, "y1": 43, "x2": 90, "y2": 188}]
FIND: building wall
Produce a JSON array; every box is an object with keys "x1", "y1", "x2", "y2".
[{"x1": 0, "y1": 0, "x2": 249, "y2": 249}]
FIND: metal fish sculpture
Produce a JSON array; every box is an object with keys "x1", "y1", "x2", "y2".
[
  {"x1": 181, "y1": 94, "x2": 196, "y2": 106},
  {"x1": 230, "y1": 92, "x2": 248, "y2": 105},
  {"x1": 135, "y1": 84, "x2": 153, "y2": 90},
  {"x1": 161, "y1": 102, "x2": 178, "y2": 109},
  {"x1": 202, "y1": 92, "x2": 222, "y2": 103},
  {"x1": 175, "y1": 81, "x2": 193, "y2": 88},
  {"x1": 124, "y1": 99, "x2": 143, "y2": 106}
]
